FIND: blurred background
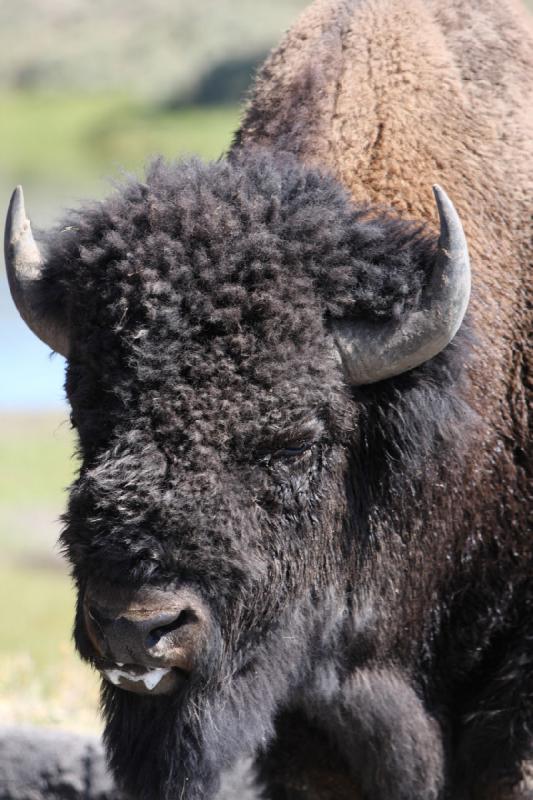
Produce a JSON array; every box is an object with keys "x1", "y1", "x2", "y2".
[{"x1": 0, "y1": 0, "x2": 308, "y2": 733}]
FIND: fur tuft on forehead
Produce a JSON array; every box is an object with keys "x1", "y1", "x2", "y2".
[{"x1": 41, "y1": 148, "x2": 435, "y2": 352}]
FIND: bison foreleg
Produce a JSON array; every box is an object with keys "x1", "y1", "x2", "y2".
[
  {"x1": 252, "y1": 707, "x2": 362, "y2": 800},
  {"x1": 317, "y1": 667, "x2": 445, "y2": 800}
]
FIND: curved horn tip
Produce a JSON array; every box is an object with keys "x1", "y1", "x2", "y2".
[
  {"x1": 4, "y1": 184, "x2": 43, "y2": 277},
  {"x1": 4, "y1": 186, "x2": 26, "y2": 246},
  {"x1": 432, "y1": 184, "x2": 451, "y2": 221},
  {"x1": 5, "y1": 185, "x2": 32, "y2": 259},
  {"x1": 431, "y1": 184, "x2": 465, "y2": 240},
  {"x1": 10, "y1": 184, "x2": 24, "y2": 206},
  {"x1": 6, "y1": 185, "x2": 26, "y2": 233}
]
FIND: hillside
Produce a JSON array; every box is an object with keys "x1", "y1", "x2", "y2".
[{"x1": 0, "y1": 0, "x2": 309, "y2": 102}]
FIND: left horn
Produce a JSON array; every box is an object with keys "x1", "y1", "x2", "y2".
[
  {"x1": 331, "y1": 185, "x2": 470, "y2": 385},
  {"x1": 4, "y1": 186, "x2": 69, "y2": 357}
]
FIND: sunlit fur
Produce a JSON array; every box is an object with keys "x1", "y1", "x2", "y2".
[{"x1": 40, "y1": 147, "x2": 530, "y2": 800}]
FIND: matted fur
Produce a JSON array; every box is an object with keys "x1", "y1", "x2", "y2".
[{"x1": 26, "y1": 0, "x2": 533, "y2": 799}]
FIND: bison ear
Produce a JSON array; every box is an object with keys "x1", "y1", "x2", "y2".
[
  {"x1": 4, "y1": 186, "x2": 70, "y2": 357},
  {"x1": 330, "y1": 185, "x2": 470, "y2": 385}
]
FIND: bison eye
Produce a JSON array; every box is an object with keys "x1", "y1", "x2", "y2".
[
  {"x1": 254, "y1": 418, "x2": 324, "y2": 464},
  {"x1": 270, "y1": 441, "x2": 315, "y2": 460},
  {"x1": 254, "y1": 439, "x2": 317, "y2": 467}
]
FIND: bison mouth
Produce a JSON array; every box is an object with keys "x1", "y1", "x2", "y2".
[{"x1": 99, "y1": 662, "x2": 190, "y2": 696}]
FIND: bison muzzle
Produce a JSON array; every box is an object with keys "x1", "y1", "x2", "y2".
[{"x1": 82, "y1": 581, "x2": 211, "y2": 695}]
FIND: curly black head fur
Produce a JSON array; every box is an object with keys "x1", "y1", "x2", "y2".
[{"x1": 38, "y1": 149, "x2": 472, "y2": 800}]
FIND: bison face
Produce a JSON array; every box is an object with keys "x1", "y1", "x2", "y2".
[
  {"x1": 65, "y1": 342, "x2": 351, "y2": 691},
  {"x1": 63, "y1": 268, "x2": 353, "y2": 691},
  {"x1": 4, "y1": 149, "x2": 469, "y2": 799}
]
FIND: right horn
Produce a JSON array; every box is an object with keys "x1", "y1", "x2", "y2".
[
  {"x1": 331, "y1": 185, "x2": 471, "y2": 385},
  {"x1": 4, "y1": 186, "x2": 69, "y2": 357}
]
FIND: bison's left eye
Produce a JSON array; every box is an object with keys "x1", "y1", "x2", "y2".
[
  {"x1": 271, "y1": 442, "x2": 314, "y2": 460},
  {"x1": 258, "y1": 440, "x2": 318, "y2": 467},
  {"x1": 253, "y1": 417, "x2": 324, "y2": 465}
]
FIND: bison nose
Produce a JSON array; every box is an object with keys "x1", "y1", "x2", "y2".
[
  {"x1": 85, "y1": 606, "x2": 200, "y2": 667},
  {"x1": 83, "y1": 584, "x2": 211, "y2": 674}
]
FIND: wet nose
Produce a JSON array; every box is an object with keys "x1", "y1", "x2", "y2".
[{"x1": 83, "y1": 584, "x2": 211, "y2": 671}]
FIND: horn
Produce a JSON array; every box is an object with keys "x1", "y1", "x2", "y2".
[
  {"x1": 4, "y1": 186, "x2": 69, "y2": 357},
  {"x1": 331, "y1": 185, "x2": 470, "y2": 385}
]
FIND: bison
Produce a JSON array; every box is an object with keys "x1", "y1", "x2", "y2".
[{"x1": 4, "y1": 0, "x2": 532, "y2": 798}]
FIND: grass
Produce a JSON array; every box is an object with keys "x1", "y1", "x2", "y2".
[
  {"x1": 0, "y1": 564, "x2": 74, "y2": 667},
  {"x1": 0, "y1": 566, "x2": 100, "y2": 731},
  {"x1": 88, "y1": 103, "x2": 241, "y2": 166},
  {"x1": 0, "y1": 412, "x2": 75, "y2": 507},
  {"x1": 0, "y1": 412, "x2": 76, "y2": 558},
  {"x1": 0, "y1": 412, "x2": 100, "y2": 731},
  {"x1": 0, "y1": 90, "x2": 241, "y2": 193}
]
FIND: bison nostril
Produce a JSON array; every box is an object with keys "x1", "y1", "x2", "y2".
[{"x1": 147, "y1": 609, "x2": 199, "y2": 648}]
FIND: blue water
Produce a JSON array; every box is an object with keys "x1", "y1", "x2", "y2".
[{"x1": 0, "y1": 273, "x2": 67, "y2": 410}]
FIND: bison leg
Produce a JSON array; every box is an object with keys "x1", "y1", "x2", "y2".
[
  {"x1": 255, "y1": 668, "x2": 445, "y2": 800},
  {"x1": 315, "y1": 668, "x2": 445, "y2": 800},
  {"x1": 253, "y1": 709, "x2": 361, "y2": 799}
]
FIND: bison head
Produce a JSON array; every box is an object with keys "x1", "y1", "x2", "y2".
[{"x1": 4, "y1": 149, "x2": 469, "y2": 799}]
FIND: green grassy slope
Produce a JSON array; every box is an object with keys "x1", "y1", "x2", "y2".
[
  {"x1": 0, "y1": 413, "x2": 75, "y2": 556},
  {"x1": 0, "y1": 92, "x2": 241, "y2": 205},
  {"x1": 0, "y1": 563, "x2": 100, "y2": 731},
  {"x1": 0, "y1": 412, "x2": 100, "y2": 731}
]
